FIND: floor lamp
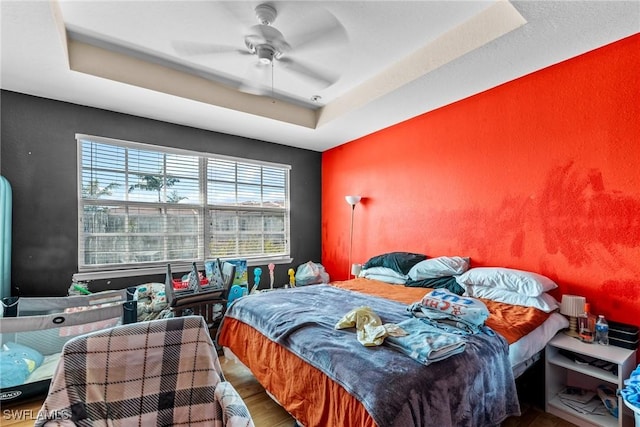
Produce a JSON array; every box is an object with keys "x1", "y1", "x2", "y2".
[{"x1": 345, "y1": 195, "x2": 361, "y2": 278}]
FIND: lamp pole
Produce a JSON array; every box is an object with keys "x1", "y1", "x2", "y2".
[
  {"x1": 349, "y1": 202, "x2": 355, "y2": 278},
  {"x1": 345, "y1": 195, "x2": 361, "y2": 278}
]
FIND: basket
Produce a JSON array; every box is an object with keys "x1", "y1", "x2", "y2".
[
  {"x1": 172, "y1": 278, "x2": 208, "y2": 289},
  {"x1": 623, "y1": 397, "x2": 640, "y2": 427}
]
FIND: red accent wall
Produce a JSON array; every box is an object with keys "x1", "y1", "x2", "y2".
[{"x1": 322, "y1": 34, "x2": 640, "y2": 328}]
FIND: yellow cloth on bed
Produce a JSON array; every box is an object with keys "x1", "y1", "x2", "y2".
[{"x1": 335, "y1": 306, "x2": 406, "y2": 346}]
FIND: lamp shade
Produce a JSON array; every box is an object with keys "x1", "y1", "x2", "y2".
[
  {"x1": 560, "y1": 294, "x2": 586, "y2": 338},
  {"x1": 560, "y1": 295, "x2": 586, "y2": 317},
  {"x1": 351, "y1": 263, "x2": 362, "y2": 277},
  {"x1": 345, "y1": 195, "x2": 361, "y2": 206}
]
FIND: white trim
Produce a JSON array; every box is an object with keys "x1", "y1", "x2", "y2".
[
  {"x1": 73, "y1": 257, "x2": 294, "y2": 282},
  {"x1": 75, "y1": 133, "x2": 292, "y2": 170}
]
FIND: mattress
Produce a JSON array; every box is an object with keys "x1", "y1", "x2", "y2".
[{"x1": 510, "y1": 312, "x2": 568, "y2": 377}]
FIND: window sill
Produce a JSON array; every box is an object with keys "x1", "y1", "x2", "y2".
[{"x1": 74, "y1": 256, "x2": 294, "y2": 282}]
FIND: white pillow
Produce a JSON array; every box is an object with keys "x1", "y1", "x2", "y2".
[
  {"x1": 360, "y1": 266, "x2": 408, "y2": 279},
  {"x1": 463, "y1": 285, "x2": 559, "y2": 313},
  {"x1": 363, "y1": 274, "x2": 407, "y2": 285},
  {"x1": 408, "y1": 256, "x2": 470, "y2": 280},
  {"x1": 360, "y1": 267, "x2": 408, "y2": 285},
  {"x1": 455, "y1": 267, "x2": 557, "y2": 297}
]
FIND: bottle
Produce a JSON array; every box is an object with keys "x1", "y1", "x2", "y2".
[
  {"x1": 596, "y1": 315, "x2": 609, "y2": 345},
  {"x1": 578, "y1": 303, "x2": 595, "y2": 343}
]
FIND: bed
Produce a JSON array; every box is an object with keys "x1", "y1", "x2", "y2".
[{"x1": 218, "y1": 273, "x2": 567, "y2": 427}]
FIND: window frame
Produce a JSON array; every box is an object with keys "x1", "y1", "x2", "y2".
[{"x1": 76, "y1": 134, "x2": 291, "y2": 278}]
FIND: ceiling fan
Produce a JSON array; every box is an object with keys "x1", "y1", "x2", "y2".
[{"x1": 172, "y1": 3, "x2": 349, "y2": 97}]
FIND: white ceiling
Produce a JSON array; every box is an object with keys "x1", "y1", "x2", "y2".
[{"x1": 1, "y1": 1, "x2": 639, "y2": 152}]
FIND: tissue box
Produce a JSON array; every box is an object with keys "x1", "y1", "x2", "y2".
[{"x1": 608, "y1": 320, "x2": 639, "y2": 350}]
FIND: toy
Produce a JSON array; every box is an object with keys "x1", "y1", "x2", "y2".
[
  {"x1": 288, "y1": 268, "x2": 296, "y2": 287},
  {"x1": 268, "y1": 263, "x2": 275, "y2": 290},
  {"x1": 250, "y1": 267, "x2": 262, "y2": 294},
  {"x1": 227, "y1": 285, "x2": 245, "y2": 307},
  {"x1": 0, "y1": 342, "x2": 44, "y2": 388}
]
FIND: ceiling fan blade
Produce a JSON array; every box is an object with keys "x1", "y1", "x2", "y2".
[
  {"x1": 238, "y1": 62, "x2": 272, "y2": 95},
  {"x1": 287, "y1": 9, "x2": 348, "y2": 52},
  {"x1": 216, "y1": 2, "x2": 258, "y2": 28},
  {"x1": 278, "y1": 57, "x2": 339, "y2": 88},
  {"x1": 172, "y1": 40, "x2": 247, "y2": 57}
]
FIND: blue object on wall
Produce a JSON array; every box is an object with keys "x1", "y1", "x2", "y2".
[{"x1": 0, "y1": 176, "x2": 12, "y2": 300}]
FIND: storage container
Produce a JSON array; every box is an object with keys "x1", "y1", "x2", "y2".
[
  {"x1": 608, "y1": 320, "x2": 639, "y2": 350},
  {"x1": 623, "y1": 395, "x2": 640, "y2": 427}
]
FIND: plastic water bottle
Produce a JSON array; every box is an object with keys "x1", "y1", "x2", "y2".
[{"x1": 596, "y1": 315, "x2": 609, "y2": 345}]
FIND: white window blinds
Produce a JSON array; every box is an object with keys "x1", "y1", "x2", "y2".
[{"x1": 77, "y1": 134, "x2": 290, "y2": 272}]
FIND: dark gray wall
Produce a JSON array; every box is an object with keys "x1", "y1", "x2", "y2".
[{"x1": 0, "y1": 90, "x2": 321, "y2": 296}]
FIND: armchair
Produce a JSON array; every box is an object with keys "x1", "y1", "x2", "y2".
[{"x1": 35, "y1": 316, "x2": 254, "y2": 426}]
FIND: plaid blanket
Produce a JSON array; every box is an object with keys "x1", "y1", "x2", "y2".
[{"x1": 35, "y1": 316, "x2": 253, "y2": 427}]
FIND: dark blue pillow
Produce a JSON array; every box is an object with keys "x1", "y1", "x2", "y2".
[
  {"x1": 363, "y1": 252, "x2": 427, "y2": 275},
  {"x1": 405, "y1": 277, "x2": 465, "y2": 295}
]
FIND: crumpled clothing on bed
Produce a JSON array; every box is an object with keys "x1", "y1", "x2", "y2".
[
  {"x1": 409, "y1": 288, "x2": 490, "y2": 334},
  {"x1": 335, "y1": 306, "x2": 407, "y2": 346},
  {"x1": 385, "y1": 317, "x2": 466, "y2": 365}
]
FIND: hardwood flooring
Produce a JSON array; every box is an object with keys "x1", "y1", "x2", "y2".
[{"x1": 2, "y1": 356, "x2": 576, "y2": 427}]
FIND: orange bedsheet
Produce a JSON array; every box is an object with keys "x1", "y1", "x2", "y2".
[
  {"x1": 332, "y1": 278, "x2": 551, "y2": 344},
  {"x1": 219, "y1": 317, "x2": 373, "y2": 427},
  {"x1": 217, "y1": 279, "x2": 552, "y2": 426}
]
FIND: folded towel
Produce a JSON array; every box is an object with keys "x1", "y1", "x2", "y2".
[
  {"x1": 385, "y1": 318, "x2": 466, "y2": 365},
  {"x1": 410, "y1": 289, "x2": 489, "y2": 334}
]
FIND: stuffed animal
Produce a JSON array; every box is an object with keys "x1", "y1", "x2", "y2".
[
  {"x1": 133, "y1": 283, "x2": 168, "y2": 320},
  {"x1": 227, "y1": 285, "x2": 246, "y2": 307},
  {"x1": 0, "y1": 342, "x2": 44, "y2": 388}
]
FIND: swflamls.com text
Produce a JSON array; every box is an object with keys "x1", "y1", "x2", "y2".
[{"x1": 2, "y1": 408, "x2": 72, "y2": 421}]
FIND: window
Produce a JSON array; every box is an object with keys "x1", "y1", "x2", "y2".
[{"x1": 77, "y1": 134, "x2": 290, "y2": 272}]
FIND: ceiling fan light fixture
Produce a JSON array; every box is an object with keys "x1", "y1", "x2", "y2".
[{"x1": 256, "y1": 45, "x2": 275, "y2": 64}]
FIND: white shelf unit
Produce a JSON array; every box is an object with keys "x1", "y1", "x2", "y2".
[{"x1": 545, "y1": 333, "x2": 637, "y2": 427}]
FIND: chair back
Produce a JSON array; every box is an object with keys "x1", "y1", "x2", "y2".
[
  {"x1": 36, "y1": 316, "x2": 230, "y2": 426},
  {"x1": 186, "y1": 261, "x2": 201, "y2": 293},
  {"x1": 208, "y1": 259, "x2": 236, "y2": 297},
  {"x1": 164, "y1": 263, "x2": 176, "y2": 307}
]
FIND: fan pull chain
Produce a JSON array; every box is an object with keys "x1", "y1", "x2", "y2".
[{"x1": 271, "y1": 61, "x2": 275, "y2": 103}]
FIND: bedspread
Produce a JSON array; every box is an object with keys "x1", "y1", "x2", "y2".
[{"x1": 223, "y1": 284, "x2": 520, "y2": 427}]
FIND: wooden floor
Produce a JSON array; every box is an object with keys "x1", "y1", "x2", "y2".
[{"x1": 2, "y1": 356, "x2": 576, "y2": 427}]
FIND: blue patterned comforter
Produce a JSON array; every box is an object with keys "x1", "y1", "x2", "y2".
[{"x1": 223, "y1": 284, "x2": 520, "y2": 427}]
